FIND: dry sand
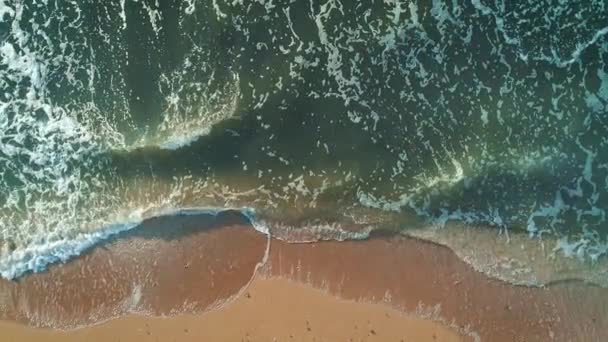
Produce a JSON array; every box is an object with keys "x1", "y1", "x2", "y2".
[{"x1": 0, "y1": 277, "x2": 464, "y2": 342}]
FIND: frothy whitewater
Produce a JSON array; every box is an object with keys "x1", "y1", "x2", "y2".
[{"x1": 1, "y1": 0, "x2": 608, "y2": 281}]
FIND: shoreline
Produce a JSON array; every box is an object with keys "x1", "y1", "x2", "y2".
[
  {"x1": 404, "y1": 222, "x2": 608, "y2": 287},
  {"x1": 0, "y1": 213, "x2": 606, "y2": 341},
  {"x1": 3, "y1": 207, "x2": 607, "y2": 288}
]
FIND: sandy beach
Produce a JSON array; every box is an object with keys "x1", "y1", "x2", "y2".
[
  {"x1": 2, "y1": 1, "x2": 607, "y2": 341},
  {"x1": 0, "y1": 277, "x2": 464, "y2": 342},
  {"x1": 0, "y1": 214, "x2": 606, "y2": 341}
]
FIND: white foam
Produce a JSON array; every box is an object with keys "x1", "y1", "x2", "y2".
[
  {"x1": 557, "y1": 26, "x2": 608, "y2": 67},
  {"x1": 0, "y1": 220, "x2": 140, "y2": 280},
  {"x1": 119, "y1": 0, "x2": 127, "y2": 30},
  {"x1": 141, "y1": 71, "x2": 241, "y2": 151},
  {"x1": 470, "y1": 0, "x2": 492, "y2": 15},
  {"x1": 0, "y1": 0, "x2": 14, "y2": 20},
  {"x1": 212, "y1": 0, "x2": 227, "y2": 19},
  {"x1": 553, "y1": 229, "x2": 608, "y2": 262},
  {"x1": 158, "y1": 128, "x2": 210, "y2": 150},
  {"x1": 0, "y1": 207, "x2": 268, "y2": 280}
]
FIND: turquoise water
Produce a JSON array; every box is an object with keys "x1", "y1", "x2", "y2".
[{"x1": 0, "y1": 0, "x2": 607, "y2": 279}]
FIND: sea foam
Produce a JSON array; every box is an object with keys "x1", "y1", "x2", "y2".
[{"x1": 0, "y1": 207, "x2": 267, "y2": 280}]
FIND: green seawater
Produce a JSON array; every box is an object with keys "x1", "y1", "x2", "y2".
[{"x1": 0, "y1": 0, "x2": 607, "y2": 279}]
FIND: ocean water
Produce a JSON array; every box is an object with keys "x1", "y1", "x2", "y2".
[{"x1": 0, "y1": 0, "x2": 607, "y2": 280}]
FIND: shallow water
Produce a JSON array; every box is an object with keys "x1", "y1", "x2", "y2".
[{"x1": 1, "y1": 0, "x2": 607, "y2": 279}]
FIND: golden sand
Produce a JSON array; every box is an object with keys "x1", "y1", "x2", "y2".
[{"x1": 0, "y1": 277, "x2": 464, "y2": 342}]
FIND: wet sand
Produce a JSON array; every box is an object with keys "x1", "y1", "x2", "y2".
[
  {"x1": 0, "y1": 213, "x2": 606, "y2": 341},
  {"x1": 266, "y1": 234, "x2": 608, "y2": 341},
  {"x1": 0, "y1": 277, "x2": 463, "y2": 342},
  {"x1": 0, "y1": 211, "x2": 269, "y2": 327}
]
